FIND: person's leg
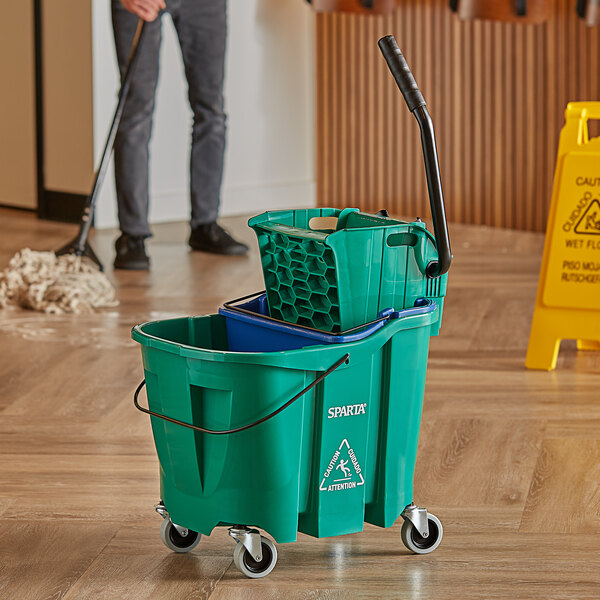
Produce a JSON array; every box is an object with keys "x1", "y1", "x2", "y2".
[
  {"x1": 171, "y1": 0, "x2": 247, "y2": 255},
  {"x1": 111, "y1": 1, "x2": 162, "y2": 239},
  {"x1": 171, "y1": 0, "x2": 227, "y2": 228}
]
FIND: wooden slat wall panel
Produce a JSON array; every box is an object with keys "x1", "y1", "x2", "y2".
[{"x1": 316, "y1": 0, "x2": 600, "y2": 231}]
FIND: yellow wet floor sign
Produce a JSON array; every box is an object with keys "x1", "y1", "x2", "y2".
[{"x1": 526, "y1": 102, "x2": 600, "y2": 370}]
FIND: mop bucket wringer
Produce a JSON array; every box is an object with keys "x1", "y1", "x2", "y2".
[
  {"x1": 248, "y1": 34, "x2": 451, "y2": 336},
  {"x1": 249, "y1": 207, "x2": 449, "y2": 334},
  {"x1": 132, "y1": 35, "x2": 451, "y2": 578}
]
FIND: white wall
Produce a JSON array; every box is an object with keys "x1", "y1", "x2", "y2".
[{"x1": 92, "y1": 0, "x2": 316, "y2": 230}]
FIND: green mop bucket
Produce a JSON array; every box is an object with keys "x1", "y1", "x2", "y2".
[
  {"x1": 131, "y1": 302, "x2": 438, "y2": 544},
  {"x1": 249, "y1": 208, "x2": 448, "y2": 334}
]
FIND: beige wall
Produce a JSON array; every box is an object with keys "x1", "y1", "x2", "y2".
[
  {"x1": 43, "y1": 0, "x2": 94, "y2": 195},
  {"x1": 0, "y1": 3, "x2": 37, "y2": 209}
]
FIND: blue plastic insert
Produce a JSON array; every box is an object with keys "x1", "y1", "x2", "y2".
[{"x1": 219, "y1": 293, "x2": 436, "y2": 352}]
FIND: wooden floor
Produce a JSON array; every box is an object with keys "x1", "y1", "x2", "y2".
[{"x1": 0, "y1": 207, "x2": 599, "y2": 599}]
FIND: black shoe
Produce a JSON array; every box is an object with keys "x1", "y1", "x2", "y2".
[
  {"x1": 189, "y1": 222, "x2": 249, "y2": 255},
  {"x1": 113, "y1": 233, "x2": 150, "y2": 270}
]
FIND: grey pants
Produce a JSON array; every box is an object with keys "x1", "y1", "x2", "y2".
[{"x1": 111, "y1": 0, "x2": 227, "y2": 238}]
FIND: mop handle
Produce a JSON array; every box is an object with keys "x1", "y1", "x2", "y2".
[
  {"x1": 73, "y1": 19, "x2": 147, "y2": 255},
  {"x1": 378, "y1": 36, "x2": 452, "y2": 279}
]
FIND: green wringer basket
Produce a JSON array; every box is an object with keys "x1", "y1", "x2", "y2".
[{"x1": 249, "y1": 208, "x2": 449, "y2": 334}]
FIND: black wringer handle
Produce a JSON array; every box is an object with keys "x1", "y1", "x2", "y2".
[{"x1": 378, "y1": 35, "x2": 452, "y2": 278}]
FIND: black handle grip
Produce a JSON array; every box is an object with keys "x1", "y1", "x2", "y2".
[{"x1": 378, "y1": 36, "x2": 426, "y2": 113}]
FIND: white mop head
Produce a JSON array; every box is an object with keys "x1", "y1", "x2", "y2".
[{"x1": 0, "y1": 249, "x2": 118, "y2": 314}]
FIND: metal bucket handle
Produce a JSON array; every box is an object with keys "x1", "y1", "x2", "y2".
[{"x1": 133, "y1": 352, "x2": 350, "y2": 435}]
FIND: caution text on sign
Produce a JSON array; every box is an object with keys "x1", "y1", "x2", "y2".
[
  {"x1": 319, "y1": 438, "x2": 365, "y2": 492},
  {"x1": 543, "y1": 159, "x2": 600, "y2": 310}
]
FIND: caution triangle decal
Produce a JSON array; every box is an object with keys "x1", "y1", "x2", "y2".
[
  {"x1": 575, "y1": 198, "x2": 600, "y2": 235},
  {"x1": 319, "y1": 438, "x2": 365, "y2": 492}
]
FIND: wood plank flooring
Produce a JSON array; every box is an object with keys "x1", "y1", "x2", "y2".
[{"x1": 0, "y1": 207, "x2": 599, "y2": 599}]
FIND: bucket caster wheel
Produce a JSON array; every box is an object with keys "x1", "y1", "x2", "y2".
[
  {"x1": 233, "y1": 536, "x2": 277, "y2": 578},
  {"x1": 160, "y1": 518, "x2": 202, "y2": 553},
  {"x1": 401, "y1": 511, "x2": 443, "y2": 554},
  {"x1": 230, "y1": 527, "x2": 278, "y2": 579}
]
